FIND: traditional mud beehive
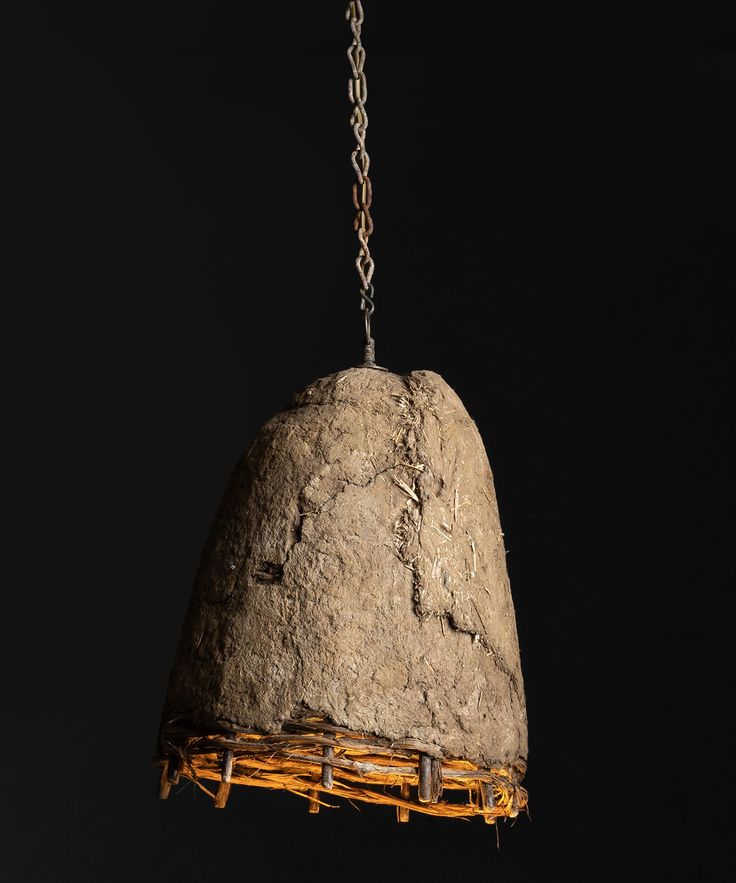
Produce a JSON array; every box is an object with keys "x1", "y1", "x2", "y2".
[{"x1": 157, "y1": 367, "x2": 527, "y2": 822}]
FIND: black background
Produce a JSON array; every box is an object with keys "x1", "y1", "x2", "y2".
[{"x1": 4, "y1": 2, "x2": 735, "y2": 881}]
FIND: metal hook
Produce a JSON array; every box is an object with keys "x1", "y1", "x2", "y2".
[{"x1": 358, "y1": 285, "x2": 387, "y2": 370}]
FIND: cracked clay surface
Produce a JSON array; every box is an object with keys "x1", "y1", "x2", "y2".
[{"x1": 165, "y1": 368, "x2": 528, "y2": 767}]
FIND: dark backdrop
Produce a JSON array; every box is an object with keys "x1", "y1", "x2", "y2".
[{"x1": 4, "y1": 2, "x2": 735, "y2": 881}]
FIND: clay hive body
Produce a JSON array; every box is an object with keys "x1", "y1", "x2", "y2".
[{"x1": 159, "y1": 367, "x2": 528, "y2": 820}]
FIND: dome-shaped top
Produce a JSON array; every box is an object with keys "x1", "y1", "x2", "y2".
[{"x1": 164, "y1": 367, "x2": 527, "y2": 771}]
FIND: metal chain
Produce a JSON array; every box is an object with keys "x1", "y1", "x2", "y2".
[{"x1": 346, "y1": 1, "x2": 379, "y2": 367}]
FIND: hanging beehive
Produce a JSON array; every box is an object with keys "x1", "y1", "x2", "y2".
[
  {"x1": 158, "y1": 367, "x2": 527, "y2": 821},
  {"x1": 155, "y1": 1, "x2": 528, "y2": 825}
]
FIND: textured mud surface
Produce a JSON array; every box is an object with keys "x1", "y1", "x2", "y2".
[{"x1": 165, "y1": 368, "x2": 527, "y2": 767}]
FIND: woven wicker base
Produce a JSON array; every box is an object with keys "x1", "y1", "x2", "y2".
[{"x1": 157, "y1": 717, "x2": 527, "y2": 823}]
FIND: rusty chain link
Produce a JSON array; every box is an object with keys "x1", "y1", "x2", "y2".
[{"x1": 346, "y1": 1, "x2": 381, "y2": 368}]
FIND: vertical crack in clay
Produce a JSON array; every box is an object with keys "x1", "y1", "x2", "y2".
[
  {"x1": 392, "y1": 373, "x2": 523, "y2": 700},
  {"x1": 392, "y1": 376, "x2": 429, "y2": 619}
]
